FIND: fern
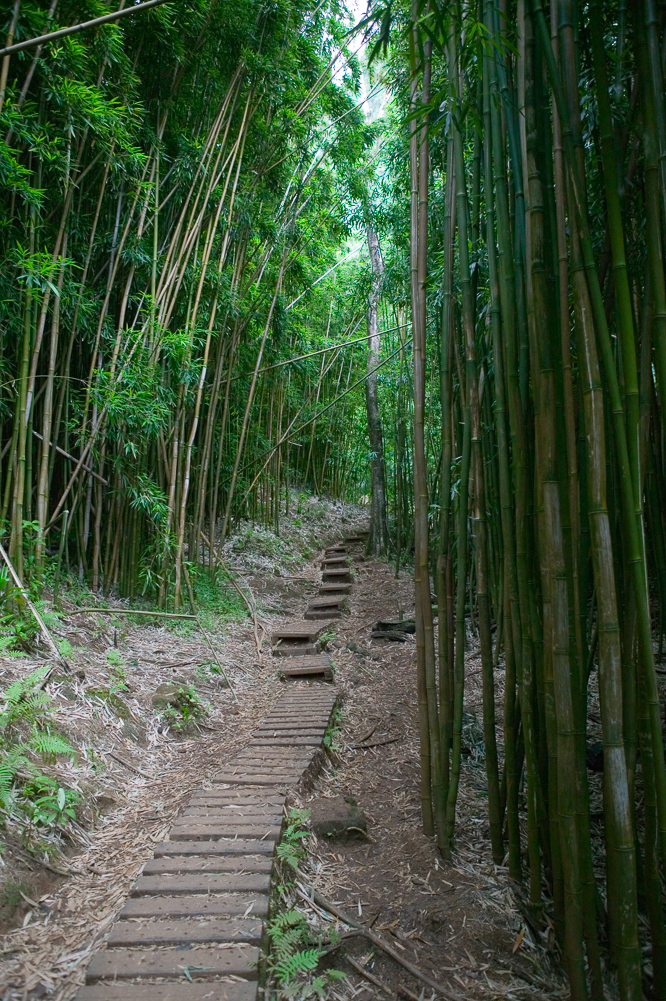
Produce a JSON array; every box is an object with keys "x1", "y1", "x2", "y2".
[
  {"x1": 276, "y1": 841, "x2": 304, "y2": 869},
  {"x1": 268, "y1": 809, "x2": 345, "y2": 998},
  {"x1": 29, "y1": 731, "x2": 75, "y2": 761},
  {"x1": 274, "y1": 948, "x2": 321, "y2": 983},
  {"x1": 0, "y1": 667, "x2": 51, "y2": 730},
  {"x1": 273, "y1": 927, "x2": 308, "y2": 962},
  {"x1": 0, "y1": 747, "x2": 26, "y2": 800},
  {"x1": 269, "y1": 909, "x2": 305, "y2": 933}
]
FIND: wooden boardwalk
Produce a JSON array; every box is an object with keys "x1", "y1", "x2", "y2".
[{"x1": 72, "y1": 532, "x2": 367, "y2": 1001}]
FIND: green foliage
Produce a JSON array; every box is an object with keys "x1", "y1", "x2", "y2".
[
  {"x1": 161, "y1": 685, "x2": 209, "y2": 730},
  {"x1": 58, "y1": 638, "x2": 73, "y2": 659},
  {"x1": 275, "y1": 807, "x2": 310, "y2": 870},
  {"x1": 0, "y1": 667, "x2": 79, "y2": 836},
  {"x1": 267, "y1": 905, "x2": 345, "y2": 1000},
  {"x1": 322, "y1": 706, "x2": 342, "y2": 750},
  {"x1": 191, "y1": 566, "x2": 248, "y2": 621}
]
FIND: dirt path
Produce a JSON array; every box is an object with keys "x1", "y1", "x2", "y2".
[
  {"x1": 0, "y1": 501, "x2": 361, "y2": 1000},
  {"x1": 0, "y1": 509, "x2": 567, "y2": 1001}
]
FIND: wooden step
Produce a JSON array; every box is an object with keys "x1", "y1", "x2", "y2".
[
  {"x1": 76, "y1": 984, "x2": 257, "y2": 1001},
  {"x1": 318, "y1": 582, "x2": 352, "y2": 595},
  {"x1": 322, "y1": 569, "x2": 351, "y2": 583},
  {"x1": 270, "y1": 620, "x2": 333, "y2": 643},
  {"x1": 308, "y1": 595, "x2": 346, "y2": 609},
  {"x1": 278, "y1": 654, "x2": 333, "y2": 681},
  {"x1": 272, "y1": 642, "x2": 319, "y2": 656}
]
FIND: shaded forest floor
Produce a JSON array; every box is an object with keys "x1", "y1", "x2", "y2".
[
  {"x1": 283, "y1": 555, "x2": 568, "y2": 1001},
  {"x1": 0, "y1": 497, "x2": 568, "y2": 1000}
]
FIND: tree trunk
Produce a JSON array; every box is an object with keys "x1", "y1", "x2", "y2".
[{"x1": 365, "y1": 225, "x2": 389, "y2": 556}]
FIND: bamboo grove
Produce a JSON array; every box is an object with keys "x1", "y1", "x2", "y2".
[
  {"x1": 0, "y1": 0, "x2": 384, "y2": 610},
  {"x1": 4, "y1": 0, "x2": 666, "y2": 998},
  {"x1": 356, "y1": 0, "x2": 666, "y2": 997}
]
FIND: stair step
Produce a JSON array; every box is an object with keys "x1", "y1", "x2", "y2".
[
  {"x1": 271, "y1": 620, "x2": 334, "y2": 644},
  {"x1": 322, "y1": 570, "x2": 351, "y2": 583},
  {"x1": 318, "y1": 582, "x2": 352, "y2": 595}
]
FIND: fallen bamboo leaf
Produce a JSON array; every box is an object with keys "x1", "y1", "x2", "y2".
[{"x1": 107, "y1": 751, "x2": 153, "y2": 779}]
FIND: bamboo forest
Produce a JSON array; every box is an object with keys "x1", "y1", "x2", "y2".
[{"x1": 0, "y1": 0, "x2": 666, "y2": 1000}]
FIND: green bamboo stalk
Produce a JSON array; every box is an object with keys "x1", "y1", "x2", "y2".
[
  {"x1": 408, "y1": 8, "x2": 433, "y2": 840},
  {"x1": 483, "y1": 21, "x2": 521, "y2": 878},
  {"x1": 437, "y1": 136, "x2": 455, "y2": 807},
  {"x1": 487, "y1": 7, "x2": 542, "y2": 898}
]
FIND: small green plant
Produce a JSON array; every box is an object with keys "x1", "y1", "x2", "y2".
[
  {"x1": 276, "y1": 807, "x2": 310, "y2": 870},
  {"x1": 322, "y1": 706, "x2": 342, "y2": 750},
  {"x1": 194, "y1": 661, "x2": 221, "y2": 681},
  {"x1": 58, "y1": 638, "x2": 73, "y2": 658},
  {"x1": 0, "y1": 667, "x2": 79, "y2": 835},
  {"x1": 19, "y1": 772, "x2": 81, "y2": 828},
  {"x1": 0, "y1": 878, "x2": 36, "y2": 923},
  {"x1": 318, "y1": 630, "x2": 335, "y2": 650},
  {"x1": 267, "y1": 909, "x2": 345, "y2": 1000},
  {"x1": 106, "y1": 650, "x2": 129, "y2": 692},
  {"x1": 162, "y1": 685, "x2": 208, "y2": 730}
]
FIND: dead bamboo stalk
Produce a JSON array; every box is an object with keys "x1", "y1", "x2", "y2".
[
  {"x1": 294, "y1": 877, "x2": 461, "y2": 1001},
  {"x1": 346, "y1": 955, "x2": 421, "y2": 1001},
  {"x1": 0, "y1": 543, "x2": 69, "y2": 670}
]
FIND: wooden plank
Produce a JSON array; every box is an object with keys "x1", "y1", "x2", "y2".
[
  {"x1": 107, "y1": 916, "x2": 263, "y2": 946},
  {"x1": 143, "y1": 856, "x2": 272, "y2": 875},
  {"x1": 120, "y1": 894, "x2": 269, "y2": 918},
  {"x1": 85, "y1": 945, "x2": 259, "y2": 981},
  {"x1": 153, "y1": 840, "x2": 274, "y2": 857},
  {"x1": 75, "y1": 982, "x2": 257, "y2": 1001},
  {"x1": 270, "y1": 621, "x2": 331, "y2": 641},
  {"x1": 131, "y1": 873, "x2": 271, "y2": 896}
]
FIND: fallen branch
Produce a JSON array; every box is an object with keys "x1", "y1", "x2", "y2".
[
  {"x1": 201, "y1": 530, "x2": 262, "y2": 657},
  {"x1": 62, "y1": 608, "x2": 197, "y2": 620},
  {"x1": 0, "y1": 543, "x2": 70, "y2": 672},
  {"x1": 355, "y1": 723, "x2": 378, "y2": 743},
  {"x1": 180, "y1": 562, "x2": 239, "y2": 700},
  {"x1": 352, "y1": 736, "x2": 402, "y2": 749},
  {"x1": 8, "y1": 841, "x2": 83, "y2": 877},
  {"x1": 107, "y1": 751, "x2": 154, "y2": 779},
  {"x1": 294, "y1": 873, "x2": 461, "y2": 1001},
  {"x1": 346, "y1": 955, "x2": 421, "y2": 1001},
  {"x1": 197, "y1": 616, "x2": 239, "y2": 701}
]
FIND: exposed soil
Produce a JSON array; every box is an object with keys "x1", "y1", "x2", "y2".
[
  {"x1": 0, "y1": 501, "x2": 568, "y2": 1000},
  {"x1": 289, "y1": 554, "x2": 568, "y2": 1001}
]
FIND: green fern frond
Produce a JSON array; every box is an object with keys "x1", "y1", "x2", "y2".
[
  {"x1": 4, "y1": 667, "x2": 50, "y2": 704},
  {"x1": 0, "y1": 747, "x2": 26, "y2": 798},
  {"x1": 286, "y1": 807, "x2": 310, "y2": 825},
  {"x1": 275, "y1": 842, "x2": 304, "y2": 868},
  {"x1": 274, "y1": 948, "x2": 320, "y2": 983},
  {"x1": 269, "y1": 909, "x2": 306, "y2": 933},
  {"x1": 272, "y1": 926, "x2": 310, "y2": 962},
  {"x1": 29, "y1": 731, "x2": 75, "y2": 761}
]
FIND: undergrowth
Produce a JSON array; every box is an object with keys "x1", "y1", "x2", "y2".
[
  {"x1": 160, "y1": 684, "x2": 210, "y2": 731},
  {"x1": 0, "y1": 666, "x2": 80, "y2": 849},
  {"x1": 268, "y1": 807, "x2": 345, "y2": 1000}
]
